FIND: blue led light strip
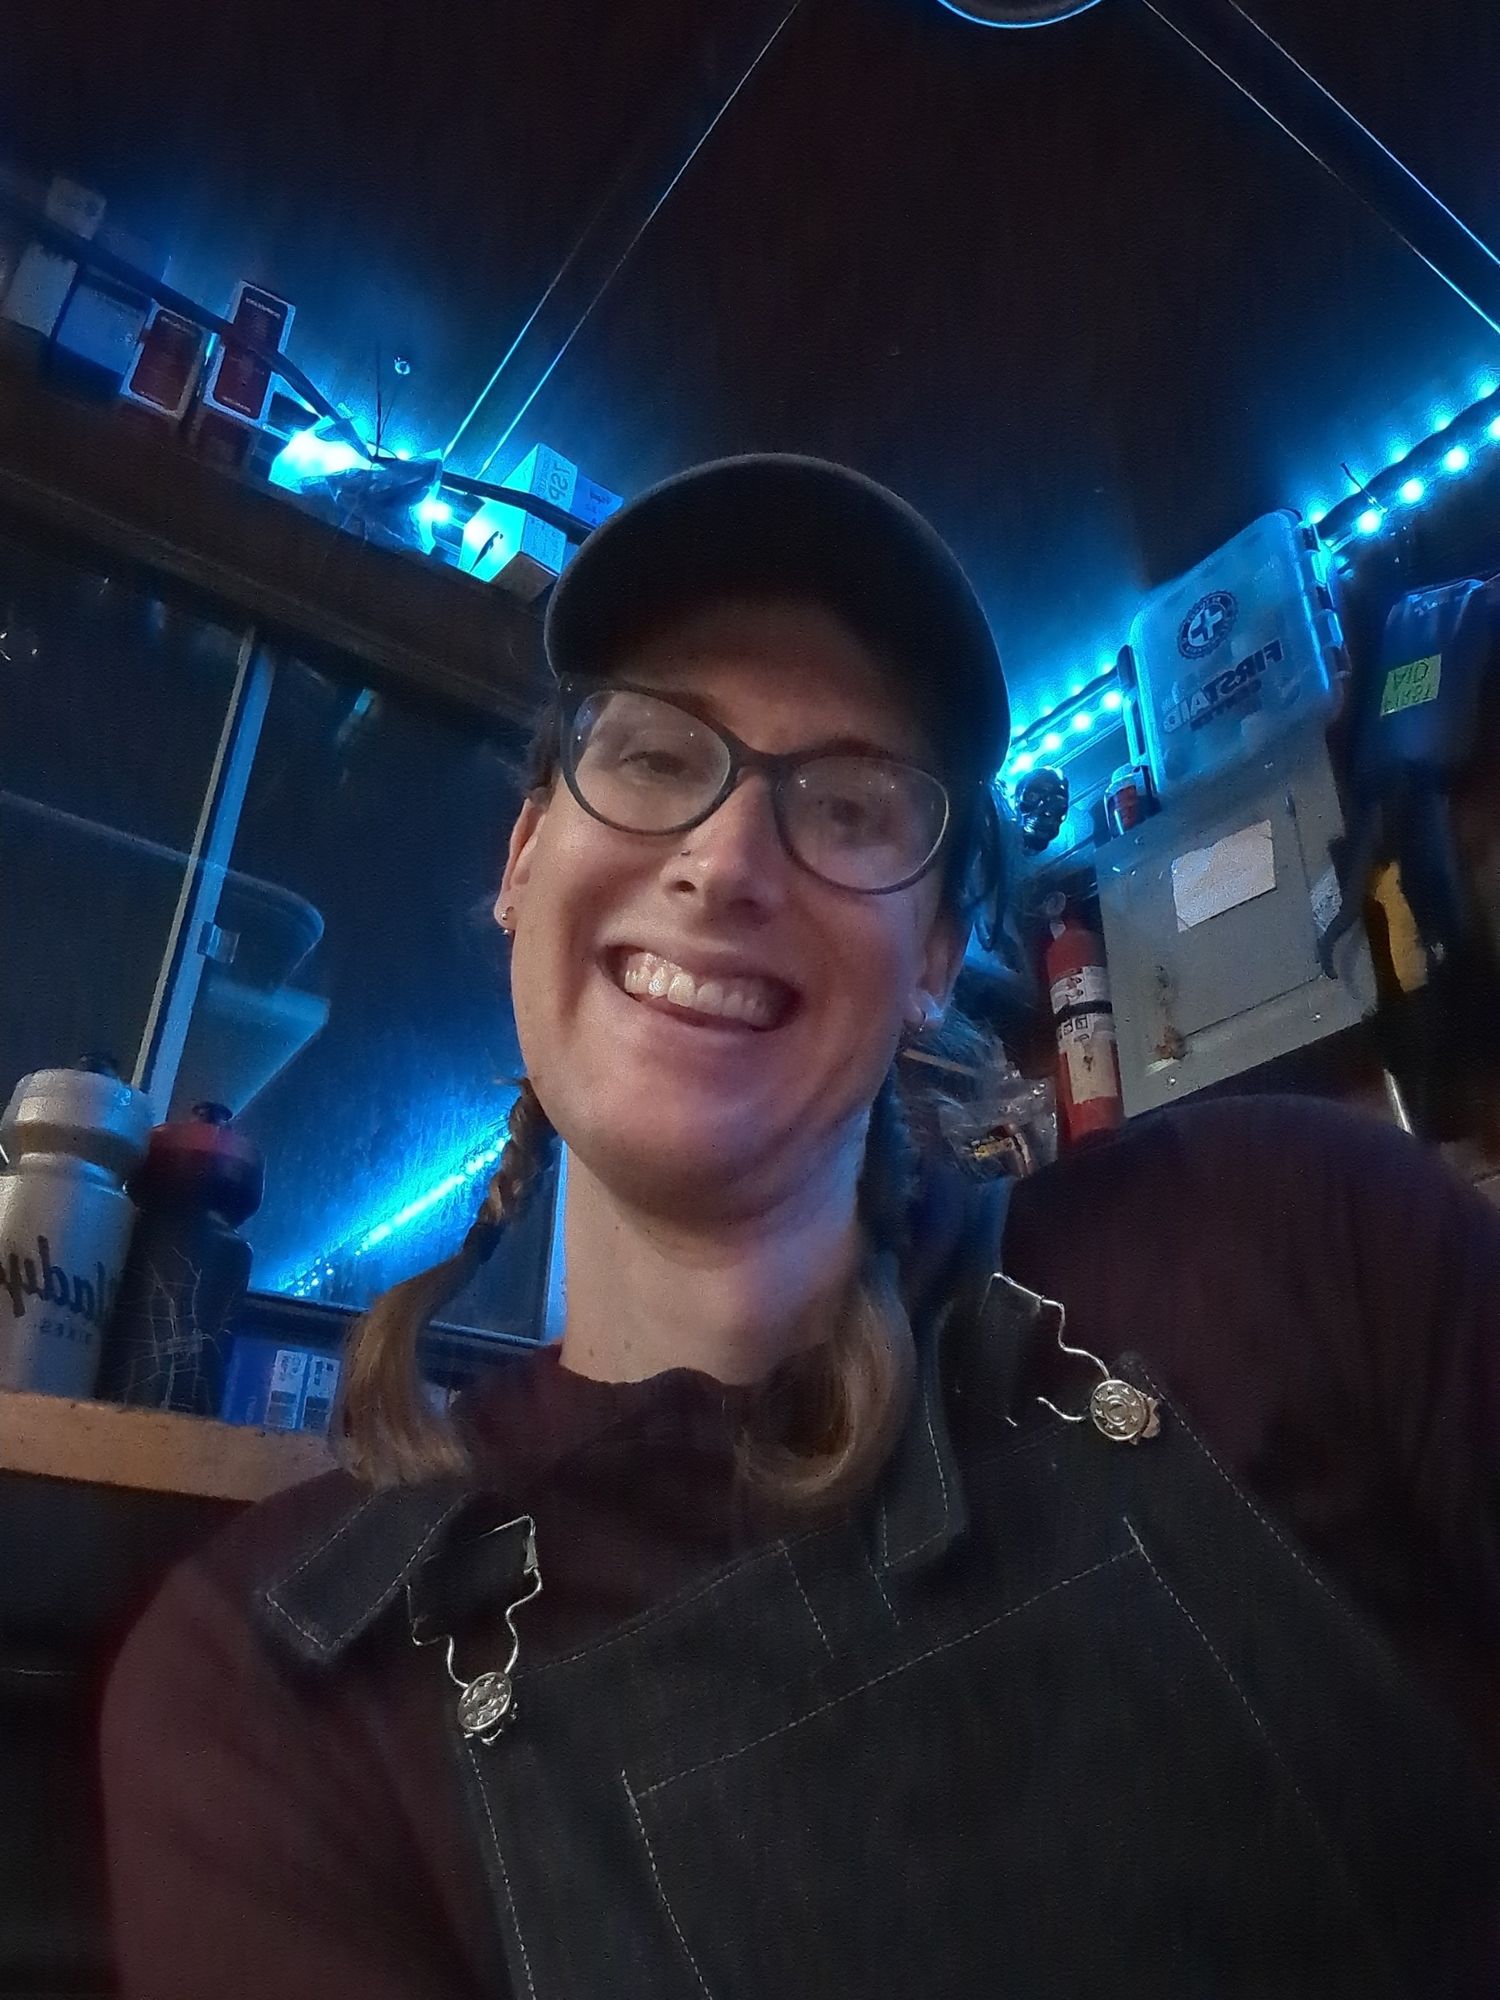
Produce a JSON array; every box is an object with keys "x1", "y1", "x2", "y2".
[
  {"x1": 1312, "y1": 377, "x2": 1500, "y2": 550},
  {"x1": 1000, "y1": 373, "x2": 1500, "y2": 783},
  {"x1": 278, "y1": 1108, "x2": 517, "y2": 1301},
  {"x1": 1001, "y1": 669, "x2": 1127, "y2": 782}
]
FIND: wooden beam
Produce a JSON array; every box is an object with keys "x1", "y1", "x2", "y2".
[{"x1": 0, "y1": 1389, "x2": 333, "y2": 1503}]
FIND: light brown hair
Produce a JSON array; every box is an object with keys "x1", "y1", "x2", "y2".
[{"x1": 335, "y1": 685, "x2": 1010, "y2": 1508}]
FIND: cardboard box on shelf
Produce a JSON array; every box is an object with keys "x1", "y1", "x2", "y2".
[
  {"x1": 51, "y1": 228, "x2": 164, "y2": 395},
  {"x1": 124, "y1": 305, "x2": 212, "y2": 422},
  {"x1": 1, "y1": 176, "x2": 107, "y2": 341},
  {"x1": 185, "y1": 281, "x2": 295, "y2": 468},
  {"x1": 460, "y1": 444, "x2": 620, "y2": 600},
  {"x1": 200, "y1": 280, "x2": 294, "y2": 425}
]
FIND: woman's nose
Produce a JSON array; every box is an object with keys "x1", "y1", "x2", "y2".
[{"x1": 666, "y1": 774, "x2": 788, "y2": 911}]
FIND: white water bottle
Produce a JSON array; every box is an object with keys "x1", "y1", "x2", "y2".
[{"x1": 0, "y1": 1060, "x2": 153, "y2": 1397}]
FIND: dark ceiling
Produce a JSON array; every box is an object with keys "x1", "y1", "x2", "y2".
[{"x1": 7, "y1": 0, "x2": 1500, "y2": 729}]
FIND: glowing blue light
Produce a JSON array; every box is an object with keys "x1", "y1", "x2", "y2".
[
  {"x1": 1442, "y1": 445, "x2": 1470, "y2": 474},
  {"x1": 1102, "y1": 689, "x2": 1124, "y2": 712},
  {"x1": 415, "y1": 495, "x2": 454, "y2": 525},
  {"x1": 1386, "y1": 440, "x2": 1410, "y2": 466},
  {"x1": 1398, "y1": 477, "x2": 1426, "y2": 504},
  {"x1": 1072, "y1": 711, "x2": 1093, "y2": 732},
  {"x1": 358, "y1": 1172, "x2": 467, "y2": 1252},
  {"x1": 1432, "y1": 410, "x2": 1454, "y2": 432},
  {"x1": 1069, "y1": 681, "x2": 1086, "y2": 698},
  {"x1": 1012, "y1": 751, "x2": 1035, "y2": 774},
  {"x1": 268, "y1": 424, "x2": 369, "y2": 491},
  {"x1": 276, "y1": 1110, "x2": 516, "y2": 1297},
  {"x1": 394, "y1": 446, "x2": 413, "y2": 461},
  {"x1": 1489, "y1": 415, "x2": 1500, "y2": 442},
  {"x1": 1477, "y1": 376, "x2": 1499, "y2": 401},
  {"x1": 1307, "y1": 506, "x2": 1328, "y2": 527},
  {"x1": 1355, "y1": 507, "x2": 1383, "y2": 537},
  {"x1": 1042, "y1": 731, "x2": 1064, "y2": 754}
]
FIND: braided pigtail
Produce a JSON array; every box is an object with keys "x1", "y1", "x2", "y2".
[
  {"x1": 734, "y1": 1067, "x2": 920, "y2": 1512},
  {"x1": 335, "y1": 1080, "x2": 557, "y2": 1487},
  {"x1": 734, "y1": 1004, "x2": 1031, "y2": 1514}
]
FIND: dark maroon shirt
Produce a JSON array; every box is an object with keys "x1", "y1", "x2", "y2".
[{"x1": 101, "y1": 1096, "x2": 1500, "y2": 1998}]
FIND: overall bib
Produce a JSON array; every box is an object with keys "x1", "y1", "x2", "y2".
[{"x1": 259, "y1": 1182, "x2": 1496, "y2": 1998}]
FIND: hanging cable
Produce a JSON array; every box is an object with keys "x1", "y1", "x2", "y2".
[
  {"x1": 471, "y1": 0, "x2": 806, "y2": 482},
  {"x1": 441, "y1": 152, "x2": 646, "y2": 464},
  {"x1": 1223, "y1": 0, "x2": 1500, "y2": 276},
  {"x1": 1137, "y1": 0, "x2": 1500, "y2": 340}
]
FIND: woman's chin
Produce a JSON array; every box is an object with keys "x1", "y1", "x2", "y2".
[{"x1": 575, "y1": 1117, "x2": 779, "y2": 1216}]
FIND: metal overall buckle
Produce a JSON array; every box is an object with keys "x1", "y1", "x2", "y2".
[
  {"x1": 406, "y1": 1514, "x2": 543, "y2": 1744},
  {"x1": 1039, "y1": 1301, "x2": 1161, "y2": 1443},
  {"x1": 987, "y1": 1273, "x2": 1161, "y2": 1444}
]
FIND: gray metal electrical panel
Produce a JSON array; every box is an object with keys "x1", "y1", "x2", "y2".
[{"x1": 1096, "y1": 723, "x2": 1376, "y2": 1114}]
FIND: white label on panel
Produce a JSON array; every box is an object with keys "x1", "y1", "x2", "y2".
[{"x1": 1171, "y1": 820, "x2": 1276, "y2": 932}]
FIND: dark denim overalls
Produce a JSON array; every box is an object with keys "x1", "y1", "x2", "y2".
[{"x1": 258, "y1": 1182, "x2": 1496, "y2": 1998}]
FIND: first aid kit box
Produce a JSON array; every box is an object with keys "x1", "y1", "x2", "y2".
[{"x1": 1126, "y1": 511, "x2": 1345, "y2": 800}]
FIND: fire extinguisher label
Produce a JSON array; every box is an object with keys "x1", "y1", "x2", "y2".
[
  {"x1": 1059, "y1": 1012, "x2": 1119, "y2": 1104},
  {"x1": 1050, "y1": 966, "x2": 1110, "y2": 1014}
]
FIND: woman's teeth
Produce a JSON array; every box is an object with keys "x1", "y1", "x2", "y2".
[{"x1": 617, "y1": 952, "x2": 784, "y2": 1028}]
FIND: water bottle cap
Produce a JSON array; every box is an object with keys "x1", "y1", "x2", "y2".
[
  {"x1": 132, "y1": 1102, "x2": 264, "y2": 1223},
  {"x1": 0, "y1": 1066, "x2": 154, "y2": 1176}
]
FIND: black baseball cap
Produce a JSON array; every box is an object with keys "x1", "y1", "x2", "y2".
[{"x1": 543, "y1": 454, "x2": 1010, "y2": 787}]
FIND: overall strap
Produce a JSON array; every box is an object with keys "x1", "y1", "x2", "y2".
[
  {"x1": 256, "y1": 1477, "x2": 475, "y2": 1667},
  {"x1": 876, "y1": 1171, "x2": 1035, "y2": 1578}
]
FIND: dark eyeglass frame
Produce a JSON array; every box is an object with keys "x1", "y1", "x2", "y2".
[{"x1": 555, "y1": 676, "x2": 954, "y2": 896}]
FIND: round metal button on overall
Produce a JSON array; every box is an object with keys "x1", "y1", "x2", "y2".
[
  {"x1": 457, "y1": 1672, "x2": 515, "y2": 1737},
  {"x1": 1089, "y1": 1378, "x2": 1160, "y2": 1443}
]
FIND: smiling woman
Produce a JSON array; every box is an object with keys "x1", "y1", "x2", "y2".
[
  {"x1": 336, "y1": 460, "x2": 1012, "y2": 1498},
  {"x1": 102, "y1": 457, "x2": 1500, "y2": 2000}
]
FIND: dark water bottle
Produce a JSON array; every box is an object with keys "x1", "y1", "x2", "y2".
[{"x1": 98, "y1": 1102, "x2": 264, "y2": 1415}]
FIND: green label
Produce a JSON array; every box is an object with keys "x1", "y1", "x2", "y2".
[{"x1": 1380, "y1": 653, "x2": 1442, "y2": 717}]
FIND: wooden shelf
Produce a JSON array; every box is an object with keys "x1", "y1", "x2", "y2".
[
  {"x1": 0, "y1": 1389, "x2": 332, "y2": 1503},
  {"x1": 0, "y1": 346, "x2": 547, "y2": 731}
]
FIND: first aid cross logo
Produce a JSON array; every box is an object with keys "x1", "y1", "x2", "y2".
[{"x1": 1177, "y1": 590, "x2": 1237, "y2": 659}]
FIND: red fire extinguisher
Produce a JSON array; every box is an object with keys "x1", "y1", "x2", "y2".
[{"x1": 1042, "y1": 895, "x2": 1124, "y2": 1146}]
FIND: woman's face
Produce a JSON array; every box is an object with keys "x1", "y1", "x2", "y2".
[{"x1": 499, "y1": 598, "x2": 965, "y2": 1222}]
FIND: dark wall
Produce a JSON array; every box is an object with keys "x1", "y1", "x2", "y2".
[{"x1": 6, "y1": 0, "x2": 1499, "y2": 723}]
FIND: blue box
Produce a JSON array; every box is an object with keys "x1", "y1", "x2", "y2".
[
  {"x1": 461, "y1": 444, "x2": 621, "y2": 600},
  {"x1": 220, "y1": 1335, "x2": 341, "y2": 1433}
]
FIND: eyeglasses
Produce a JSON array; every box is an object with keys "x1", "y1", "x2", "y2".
[{"x1": 557, "y1": 680, "x2": 952, "y2": 895}]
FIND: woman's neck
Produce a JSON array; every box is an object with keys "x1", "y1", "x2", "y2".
[{"x1": 557, "y1": 1154, "x2": 864, "y2": 1386}]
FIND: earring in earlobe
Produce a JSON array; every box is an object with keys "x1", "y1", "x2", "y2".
[
  {"x1": 905, "y1": 994, "x2": 943, "y2": 1033},
  {"x1": 499, "y1": 906, "x2": 517, "y2": 936}
]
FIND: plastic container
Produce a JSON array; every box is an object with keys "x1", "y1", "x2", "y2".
[
  {"x1": 97, "y1": 1102, "x2": 264, "y2": 1415},
  {"x1": 1126, "y1": 511, "x2": 1345, "y2": 800},
  {"x1": 0, "y1": 1060, "x2": 153, "y2": 1397}
]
